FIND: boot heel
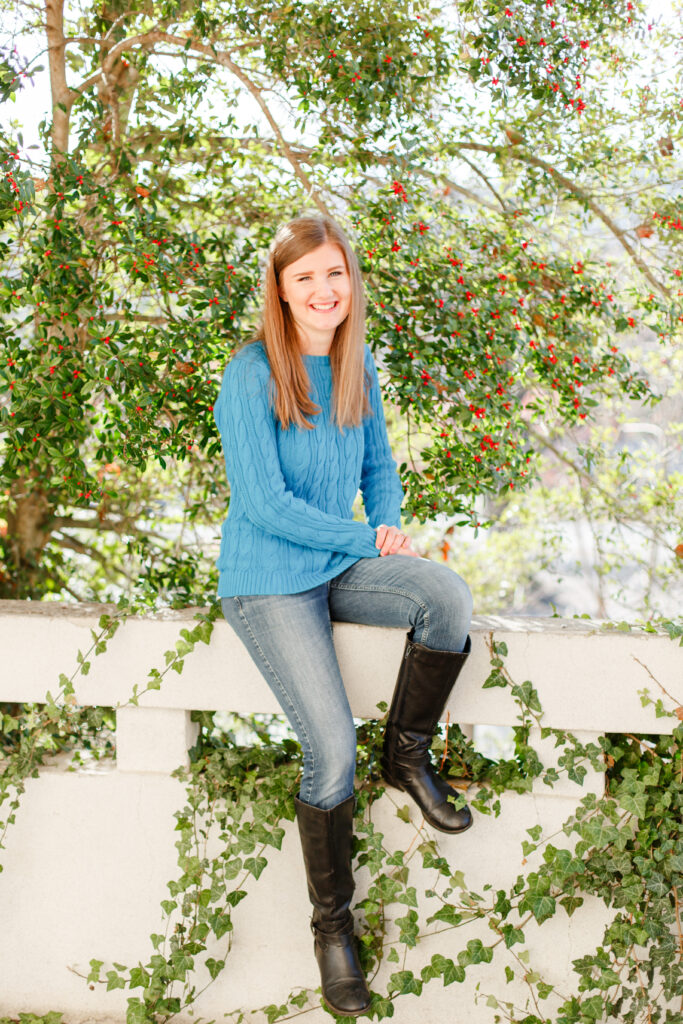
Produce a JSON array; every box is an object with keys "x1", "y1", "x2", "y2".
[{"x1": 314, "y1": 927, "x2": 371, "y2": 1017}]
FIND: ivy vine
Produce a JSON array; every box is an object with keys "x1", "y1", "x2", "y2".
[{"x1": 1, "y1": 607, "x2": 682, "y2": 1023}]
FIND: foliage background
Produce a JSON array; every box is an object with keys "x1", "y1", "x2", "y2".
[{"x1": 1, "y1": 0, "x2": 680, "y2": 620}]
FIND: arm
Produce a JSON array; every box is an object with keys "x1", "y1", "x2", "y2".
[
  {"x1": 360, "y1": 346, "x2": 405, "y2": 530},
  {"x1": 214, "y1": 352, "x2": 381, "y2": 559}
]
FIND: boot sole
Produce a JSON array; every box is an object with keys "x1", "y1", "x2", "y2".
[
  {"x1": 381, "y1": 769, "x2": 473, "y2": 835},
  {"x1": 322, "y1": 995, "x2": 371, "y2": 1017}
]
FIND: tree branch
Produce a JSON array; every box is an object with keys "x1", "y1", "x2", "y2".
[
  {"x1": 53, "y1": 531, "x2": 139, "y2": 585},
  {"x1": 454, "y1": 150, "x2": 508, "y2": 211},
  {"x1": 53, "y1": 531, "x2": 111, "y2": 565},
  {"x1": 51, "y1": 516, "x2": 170, "y2": 542},
  {"x1": 100, "y1": 312, "x2": 169, "y2": 324},
  {"x1": 525, "y1": 423, "x2": 678, "y2": 554},
  {"x1": 455, "y1": 142, "x2": 671, "y2": 299},
  {"x1": 185, "y1": 37, "x2": 331, "y2": 216},
  {"x1": 71, "y1": 29, "x2": 332, "y2": 214}
]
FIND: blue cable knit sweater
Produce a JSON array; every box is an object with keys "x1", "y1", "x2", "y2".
[{"x1": 213, "y1": 339, "x2": 405, "y2": 596}]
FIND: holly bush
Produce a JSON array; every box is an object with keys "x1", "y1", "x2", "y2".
[{"x1": 1, "y1": 0, "x2": 679, "y2": 601}]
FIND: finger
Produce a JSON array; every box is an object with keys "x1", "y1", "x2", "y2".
[
  {"x1": 388, "y1": 532, "x2": 407, "y2": 555},
  {"x1": 384, "y1": 529, "x2": 407, "y2": 556},
  {"x1": 380, "y1": 526, "x2": 400, "y2": 556},
  {"x1": 391, "y1": 536, "x2": 417, "y2": 556},
  {"x1": 375, "y1": 524, "x2": 388, "y2": 550}
]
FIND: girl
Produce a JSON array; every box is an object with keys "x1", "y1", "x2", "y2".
[{"x1": 213, "y1": 213, "x2": 473, "y2": 1017}]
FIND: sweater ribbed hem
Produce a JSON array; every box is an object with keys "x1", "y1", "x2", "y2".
[{"x1": 217, "y1": 552, "x2": 369, "y2": 597}]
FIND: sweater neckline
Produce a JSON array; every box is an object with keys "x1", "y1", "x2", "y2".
[{"x1": 253, "y1": 340, "x2": 330, "y2": 364}]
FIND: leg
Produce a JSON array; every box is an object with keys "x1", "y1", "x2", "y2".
[
  {"x1": 221, "y1": 585, "x2": 356, "y2": 809},
  {"x1": 329, "y1": 554, "x2": 472, "y2": 653},
  {"x1": 220, "y1": 588, "x2": 370, "y2": 1016},
  {"x1": 329, "y1": 556, "x2": 474, "y2": 834}
]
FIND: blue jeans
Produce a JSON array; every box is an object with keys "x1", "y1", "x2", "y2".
[{"x1": 220, "y1": 555, "x2": 472, "y2": 810}]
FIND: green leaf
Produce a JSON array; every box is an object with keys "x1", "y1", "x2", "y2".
[
  {"x1": 483, "y1": 668, "x2": 507, "y2": 689},
  {"x1": 530, "y1": 894, "x2": 556, "y2": 923},
  {"x1": 205, "y1": 957, "x2": 225, "y2": 980},
  {"x1": 458, "y1": 939, "x2": 493, "y2": 965},
  {"x1": 126, "y1": 998, "x2": 149, "y2": 1024},
  {"x1": 87, "y1": 959, "x2": 103, "y2": 983},
  {"x1": 511, "y1": 680, "x2": 542, "y2": 712},
  {"x1": 396, "y1": 804, "x2": 411, "y2": 823},
  {"x1": 560, "y1": 895, "x2": 584, "y2": 916},
  {"x1": 501, "y1": 924, "x2": 525, "y2": 947},
  {"x1": 618, "y1": 788, "x2": 648, "y2": 819},
  {"x1": 212, "y1": 911, "x2": 233, "y2": 938},
  {"x1": 389, "y1": 969, "x2": 422, "y2": 996},
  {"x1": 244, "y1": 855, "x2": 268, "y2": 879},
  {"x1": 129, "y1": 966, "x2": 150, "y2": 989}
]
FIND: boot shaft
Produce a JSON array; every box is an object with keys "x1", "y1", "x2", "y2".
[
  {"x1": 387, "y1": 635, "x2": 472, "y2": 737},
  {"x1": 294, "y1": 794, "x2": 356, "y2": 933}
]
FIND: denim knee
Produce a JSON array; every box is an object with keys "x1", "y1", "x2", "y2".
[
  {"x1": 433, "y1": 569, "x2": 473, "y2": 623},
  {"x1": 418, "y1": 566, "x2": 472, "y2": 652}
]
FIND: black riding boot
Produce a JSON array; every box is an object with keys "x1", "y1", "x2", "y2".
[
  {"x1": 294, "y1": 794, "x2": 371, "y2": 1018},
  {"x1": 381, "y1": 635, "x2": 473, "y2": 835}
]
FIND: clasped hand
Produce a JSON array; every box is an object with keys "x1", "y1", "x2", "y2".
[{"x1": 374, "y1": 524, "x2": 419, "y2": 557}]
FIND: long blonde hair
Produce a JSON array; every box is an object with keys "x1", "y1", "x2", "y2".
[{"x1": 243, "y1": 214, "x2": 372, "y2": 430}]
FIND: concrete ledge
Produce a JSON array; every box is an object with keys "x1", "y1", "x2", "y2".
[{"x1": 0, "y1": 601, "x2": 680, "y2": 733}]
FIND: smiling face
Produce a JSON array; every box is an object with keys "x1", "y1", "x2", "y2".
[{"x1": 277, "y1": 241, "x2": 352, "y2": 355}]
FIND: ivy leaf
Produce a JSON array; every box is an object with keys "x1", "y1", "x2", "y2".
[
  {"x1": 618, "y1": 788, "x2": 648, "y2": 819},
  {"x1": 501, "y1": 924, "x2": 525, "y2": 947},
  {"x1": 483, "y1": 668, "x2": 507, "y2": 688},
  {"x1": 443, "y1": 961, "x2": 466, "y2": 985},
  {"x1": 511, "y1": 680, "x2": 542, "y2": 712},
  {"x1": 397, "y1": 886, "x2": 418, "y2": 907},
  {"x1": 205, "y1": 957, "x2": 225, "y2": 980},
  {"x1": 389, "y1": 969, "x2": 422, "y2": 996},
  {"x1": 87, "y1": 959, "x2": 103, "y2": 983},
  {"x1": 126, "y1": 998, "x2": 149, "y2": 1024},
  {"x1": 211, "y1": 911, "x2": 233, "y2": 938},
  {"x1": 560, "y1": 895, "x2": 584, "y2": 916},
  {"x1": 370, "y1": 995, "x2": 395, "y2": 1019},
  {"x1": 458, "y1": 939, "x2": 493, "y2": 965},
  {"x1": 395, "y1": 909, "x2": 419, "y2": 946},
  {"x1": 129, "y1": 966, "x2": 149, "y2": 989},
  {"x1": 530, "y1": 894, "x2": 556, "y2": 923},
  {"x1": 244, "y1": 855, "x2": 268, "y2": 879},
  {"x1": 105, "y1": 970, "x2": 126, "y2": 991}
]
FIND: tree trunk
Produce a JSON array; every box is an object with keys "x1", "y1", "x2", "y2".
[
  {"x1": 2, "y1": 472, "x2": 55, "y2": 598},
  {"x1": 45, "y1": 0, "x2": 72, "y2": 163}
]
